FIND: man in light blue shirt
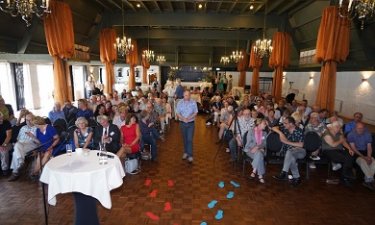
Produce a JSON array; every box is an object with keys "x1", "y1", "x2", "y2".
[
  {"x1": 9, "y1": 112, "x2": 38, "y2": 181},
  {"x1": 176, "y1": 90, "x2": 198, "y2": 163},
  {"x1": 48, "y1": 102, "x2": 66, "y2": 124}
]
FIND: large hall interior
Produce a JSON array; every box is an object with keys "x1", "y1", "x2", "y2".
[{"x1": 0, "y1": 0, "x2": 375, "y2": 225}]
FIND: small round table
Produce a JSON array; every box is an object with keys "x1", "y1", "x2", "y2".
[{"x1": 40, "y1": 150, "x2": 125, "y2": 225}]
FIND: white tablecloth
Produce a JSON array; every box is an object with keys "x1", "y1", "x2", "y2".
[{"x1": 40, "y1": 150, "x2": 125, "y2": 209}]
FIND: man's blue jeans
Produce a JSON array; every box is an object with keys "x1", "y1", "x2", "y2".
[
  {"x1": 141, "y1": 134, "x2": 157, "y2": 160},
  {"x1": 180, "y1": 121, "x2": 195, "y2": 157}
]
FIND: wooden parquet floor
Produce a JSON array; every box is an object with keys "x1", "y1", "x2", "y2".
[{"x1": 1, "y1": 115, "x2": 375, "y2": 225}]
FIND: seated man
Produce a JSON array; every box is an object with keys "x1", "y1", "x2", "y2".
[
  {"x1": 8, "y1": 113, "x2": 38, "y2": 181},
  {"x1": 272, "y1": 116, "x2": 305, "y2": 187},
  {"x1": 76, "y1": 99, "x2": 94, "y2": 120},
  {"x1": 304, "y1": 112, "x2": 326, "y2": 168},
  {"x1": 321, "y1": 121, "x2": 355, "y2": 186},
  {"x1": 0, "y1": 111, "x2": 12, "y2": 175},
  {"x1": 48, "y1": 102, "x2": 66, "y2": 124},
  {"x1": 347, "y1": 122, "x2": 375, "y2": 190},
  {"x1": 93, "y1": 115, "x2": 121, "y2": 154},
  {"x1": 139, "y1": 110, "x2": 158, "y2": 161},
  {"x1": 63, "y1": 101, "x2": 78, "y2": 123},
  {"x1": 344, "y1": 112, "x2": 363, "y2": 135}
]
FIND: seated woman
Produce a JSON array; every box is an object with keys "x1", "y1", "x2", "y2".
[
  {"x1": 117, "y1": 114, "x2": 141, "y2": 158},
  {"x1": 243, "y1": 119, "x2": 268, "y2": 184},
  {"x1": 139, "y1": 110, "x2": 158, "y2": 161},
  {"x1": 30, "y1": 116, "x2": 60, "y2": 176},
  {"x1": 94, "y1": 103, "x2": 107, "y2": 121},
  {"x1": 74, "y1": 117, "x2": 94, "y2": 149},
  {"x1": 321, "y1": 121, "x2": 355, "y2": 185}
]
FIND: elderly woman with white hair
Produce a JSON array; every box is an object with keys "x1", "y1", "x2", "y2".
[
  {"x1": 321, "y1": 121, "x2": 355, "y2": 186},
  {"x1": 74, "y1": 117, "x2": 94, "y2": 149}
]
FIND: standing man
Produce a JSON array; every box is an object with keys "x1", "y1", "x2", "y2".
[
  {"x1": 176, "y1": 91, "x2": 198, "y2": 163},
  {"x1": 164, "y1": 81, "x2": 176, "y2": 119},
  {"x1": 174, "y1": 79, "x2": 184, "y2": 118}
]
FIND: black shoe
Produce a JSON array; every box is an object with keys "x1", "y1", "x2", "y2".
[
  {"x1": 273, "y1": 171, "x2": 288, "y2": 181},
  {"x1": 362, "y1": 182, "x2": 375, "y2": 191},
  {"x1": 8, "y1": 173, "x2": 20, "y2": 182},
  {"x1": 290, "y1": 178, "x2": 301, "y2": 187},
  {"x1": 340, "y1": 178, "x2": 352, "y2": 187},
  {"x1": 2, "y1": 170, "x2": 10, "y2": 176}
]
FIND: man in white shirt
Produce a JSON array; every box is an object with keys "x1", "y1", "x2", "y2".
[
  {"x1": 163, "y1": 81, "x2": 176, "y2": 119},
  {"x1": 8, "y1": 113, "x2": 38, "y2": 181}
]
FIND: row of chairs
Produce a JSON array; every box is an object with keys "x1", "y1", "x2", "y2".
[{"x1": 241, "y1": 131, "x2": 329, "y2": 180}]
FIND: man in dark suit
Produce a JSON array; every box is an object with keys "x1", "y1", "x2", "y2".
[{"x1": 93, "y1": 115, "x2": 121, "y2": 154}]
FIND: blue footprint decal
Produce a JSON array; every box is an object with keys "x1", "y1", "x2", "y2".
[
  {"x1": 200, "y1": 222, "x2": 208, "y2": 225},
  {"x1": 215, "y1": 209, "x2": 224, "y2": 220},
  {"x1": 226, "y1": 191, "x2": 234, "y2": 199},
  {"x1": 230, "y1": 180, "x2": 240, "y2": 188},
  {"x1": 208, "y1": 200, "x2": 218, "y2": 209},
  {"x1": 218, "y1": 181, "x2": 225, "y2": 188}
]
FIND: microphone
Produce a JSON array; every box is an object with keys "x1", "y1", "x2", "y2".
[{"x1": 96, "y1": 152, "x2": 114, "y2": 159}]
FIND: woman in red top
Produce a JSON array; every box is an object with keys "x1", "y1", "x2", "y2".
[{"x1": 117, "y1": 114, "x2": 141, "y2": 158}]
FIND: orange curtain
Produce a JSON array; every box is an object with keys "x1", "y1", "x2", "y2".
[
  {"x1": 100, "y1": 28, "x2": 117, "y2": 95},
  {"x1": 269, "y1": 32, "x2": 290, "y2": 101},
  {"x1": 249, "y1": 43, "x2": 263, "y2": 96},
  {"x1": 237, "y1": 49, "x2": 248, "y2": 87},
  {"x1": 44, "y1": 0, "x2": 75, "y2": 103},
  {"x1": 126, "y1": 40, "x2": 138, "y2": 90},
  {"x1": 315, "y1": 6, "x2": 350, "y2": 112},
  {"x1": 141, "y1": 56, "x2": 150, "y2": 84}
]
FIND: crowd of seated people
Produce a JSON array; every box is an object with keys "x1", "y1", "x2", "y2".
[
  {"x1": 1, "y1": 85, "x2": 375, "y2": 191},
  {"x1": 0, "y1": 87, "x2": 173, "y2": 181},
  {"x1": 204, "y1": 92, "x2": 374, "y2": 189}
]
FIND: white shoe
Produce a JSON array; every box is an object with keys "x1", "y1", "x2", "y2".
[
  {"x1": 332, "y1": 162, "x2": 342, "y2": 171},
  {"x1": 188, "y1": 157, "x2": 193, "y2": 163},
  {"x1": 288, "y1": 175, "x2": 293, "y2": 180},
  {"x1": 309, "y1": 162, "x2": 316, "y2": 169},
  {"x1": 182, "y1": 153, "x2": 188, "y2": 160},
  {"x1": 310, "y1": 155, "x2": 321, "y2": 161},
  {"x1": 225, "y1": 148, "x2": 230, "y2": 153},
  {"x1": 206, "y1": 122, "x2": 212, "y2": 126}
]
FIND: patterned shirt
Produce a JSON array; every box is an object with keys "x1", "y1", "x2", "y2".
[
  {"x1": 304, "y1": 122, "x2": 326, "y2": 136},
  {"x1": 17, "y1": 125, "x2": 37, "y2": 143},
  {"x1": 176, "y1": 99, "x2": 198, "y2": 122},
  {"x1": 234, "y1": 117, "x2": 255, "y2": 137},
  {"x1": 281, "y1": 127, "x2": 304, "y2": 152}
]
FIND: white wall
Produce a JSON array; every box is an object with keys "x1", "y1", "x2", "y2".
[{"x1": 282, "y1": 70, "x2": 375, "y2": 125}]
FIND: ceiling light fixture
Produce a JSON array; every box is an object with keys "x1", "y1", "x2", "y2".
[
  {"x1": 115, "y1": 1, "x2": 133, "y2": 57},
  {"x1": 338, "y1": 0, "x2": 375, "y2": 29},
  {"x1": 220, "y1": 40, "x2": 230, "y2": 65},
  {"x1": 253, "y1": 2, "x2": 272, "y2": 58},
  {"x1": 136, "y1": 3, "x2": 141, "y2": 8},
  {"x1": 0, "y1": 0, "x2": 50, "y2": 26},
  {"x1": 250, "y1": 5, "x2": 254, "y2": 10},
  {"x1": 230, "y1": 32, "x2": 244, "y2": 63},
  {"x1": 198, "y1": 3, "x2": 203, "y2": 9},
  {"x1": 156, "y1": 55, "x2": 166, "y2": 64},
  {"x1": 142, "y1": 26, "x2": 154, "y2": 62}
]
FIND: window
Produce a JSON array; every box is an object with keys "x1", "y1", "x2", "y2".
[
  {"x1": 72, "y1": 65, "x2": 85, "y2": 100},
  {"x1": 0, "y1": 62, "x2": 17, "y2": 111}
]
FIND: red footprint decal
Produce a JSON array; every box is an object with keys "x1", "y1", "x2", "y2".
[
  {"x1": 164, "y1": 202, "x2": 172, "y2": 212},
  {"x1": 167, "y1": 180, "x2": 174, "y2": 187},
  {"x1": 149, "y1": 189, "x2": 158, "y2": 198},
  {"x1": 144, "y1": 178, "x2": 152, "y2": 186},
  {"x1": 145, "y1": 212, "x2": 159, "y2": 221}
]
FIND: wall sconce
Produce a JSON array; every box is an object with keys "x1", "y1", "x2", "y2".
[
  {"x1": 362, "y1": 78, "x2": 368, "y2": 82},
  {"x1": 309, "y1": 75, "x2": 314, "y2": 79}
]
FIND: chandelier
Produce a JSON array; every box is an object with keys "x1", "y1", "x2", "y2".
[
  {"x1": 220, "y1": 40, "x2": 230, "y2": 65},
  {"x1": 156, "y1": 55, "x2": 166, "y2": 63},
  {"x1": 254, "y1": 2, "x2": 272, "y2": 58},
  {"x1": 230, "y1": 50, "x2": 244, "y2": 63},
  {"x1": 142, "y1": 26, "x2": 154, "y2": 62},
  {"x1": 0, "y1": 0, "x2": 50, "y2": 26},
  {"x1": 339, "y1": 0, "x2": 375, "y2": 29},
  {"x1": 220, "y1": 56, "x2": 230, "y2": 65},
  {"x1": 115, "y1": 1, "x2": 133, "y2": 56}
]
